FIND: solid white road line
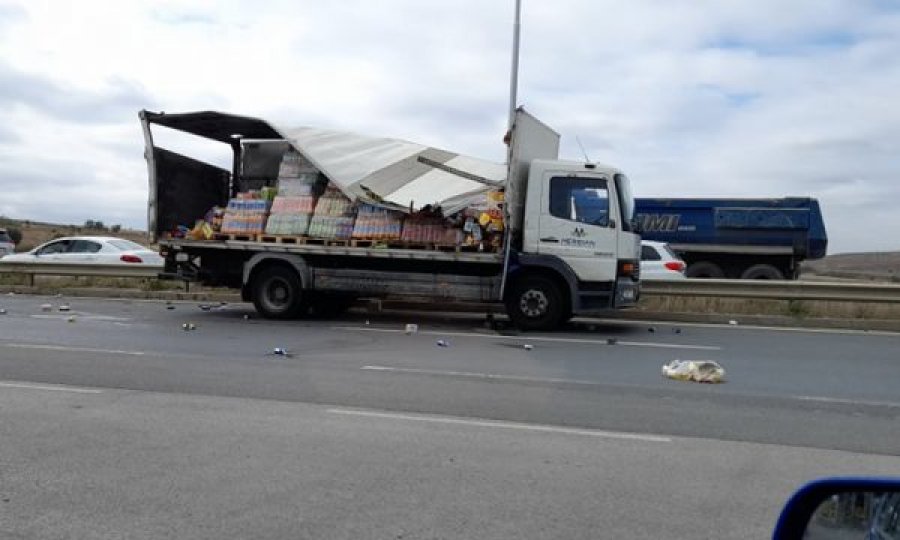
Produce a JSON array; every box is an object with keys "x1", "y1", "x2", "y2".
[
  {"x1": 327, "y1": 407, "x2": 671, "y2": 443},
  {"x1": 334, "y1": 326, "x2": 720, "y2": 350},
  {"x1": 362, "y1": 364, "x2": 607, "y2": 387},
  {"x1": 2, "y1": 343, "x2": 146, "y2": 356},
  {"x1": 0, "y1": 381, "x2": 103, "y2": 394},
  {"x1": 30, "y1": 314, "x2": 132, "y2": 322},
  {"x1": 582, "y1": 318, "x2": 900, "y2": 337},
  {"x1": 794, "y1": 395, "x2": 900, "y2": 409}
]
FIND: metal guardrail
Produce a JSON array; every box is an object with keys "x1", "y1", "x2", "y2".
[
  {"x1": 641, "y1": 279, "x2": 900, "y2": 304},
  {"x1": 0, "y1": 262, "x2": 160, "y2": 286},
  {"x1": 2, "y1": 262, "x2": 900, "y2": 303}
]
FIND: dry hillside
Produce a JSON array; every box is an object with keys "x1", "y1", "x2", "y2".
[
  {"x1": 1, "y1": 218, "x2": 151, "y2": 252},
  {"x1": 802, "y1": 252, "x2": 900, "y2": 282}
]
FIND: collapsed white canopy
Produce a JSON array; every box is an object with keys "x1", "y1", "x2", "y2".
[{"x1": 274, "y1": 125, "x2": 506, "y2": 211}]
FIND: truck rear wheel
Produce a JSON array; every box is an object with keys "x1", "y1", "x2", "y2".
[
  {"x1": 251, "y1": 266, "x2": 307, "y2": 319},
  {"x1": 686, "y1": 261, "x2": 725, "y2": 279},
  {"x1": 740, "y1": 264, "x2": 784, "y2": 280},
  {"x1": 505, "y1": 275, "x2": 567, "y2": 331}
]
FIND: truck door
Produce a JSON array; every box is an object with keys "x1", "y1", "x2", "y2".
[{"x1": 536, "y1": 173, "x2": 618, "y2": 282}]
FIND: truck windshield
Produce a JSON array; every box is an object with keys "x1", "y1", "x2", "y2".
[
  {"x1": 614, "y1": 174, "x2": 634, "y2": 231},
  {"x1": 549, "y1": 176, "x2": 610, "y2": 226}
]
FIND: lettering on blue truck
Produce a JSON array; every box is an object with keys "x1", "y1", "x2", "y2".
[{"x1": 638, "y1": 214, "x2": 680, "y2": 232}]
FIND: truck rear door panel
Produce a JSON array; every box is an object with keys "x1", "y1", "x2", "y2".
[{"x1": 153, "y1": 148, "x2": 230, "y2": 238}]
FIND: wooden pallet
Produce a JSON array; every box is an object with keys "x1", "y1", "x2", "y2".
[
  {"x1": 258, "y1": 235, "x2": 304, "y2": 244},
  {"x1": 214, "y1": 233, "x2": 257, "y2": 242},
  {"x1": 257, "y1": 235, "x2": 351, "y2": 247}
]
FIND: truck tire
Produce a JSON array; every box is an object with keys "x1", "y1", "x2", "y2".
[
  {"x1": 686, "y1": 261, "x2": 725, "y2": 279},
  {"x1": 251, "y1": 266, "x2": 307, "y2": 319},
  {"x1": 740, "y1": 264, "x2": 784, "y2": 280},
  {"x1": 505, "y1": 275, "x2": 567, "y2": 331}
]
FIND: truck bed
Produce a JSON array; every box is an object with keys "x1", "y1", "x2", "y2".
[{"x1": 161, "y1": 238, "x2": 504, "y2": 264}]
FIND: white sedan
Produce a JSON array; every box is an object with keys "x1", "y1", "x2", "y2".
[
  {"x1": 641, "y1": 240, "x2": 687, "y2": 280},
  {"x1": 0, "y1": 236, "x2": 163, "y2": 266}
]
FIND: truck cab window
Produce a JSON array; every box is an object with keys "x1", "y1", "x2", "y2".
[{"x1": 549, "y1": 176, "x2": 610, "y2": 227}]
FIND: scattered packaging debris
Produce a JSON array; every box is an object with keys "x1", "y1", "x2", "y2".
[
  {"x1": 59, "y1": 305, "x2": 71, "y2": 312},
  {"x1": 182, "y1": 322, "x2": 197, "y2": 331},
  {"x1": 40, "y1": 304, "x2": 52, "y2": 312},
  {"x1": 0, "y1": 308, "x2": 6, "y2": 315},
  {"x1": 662, "y1": 360, "x2": 726, "y2": 384},
  {"x1": 523, "y1": 344, "x2": 534, "y2": 351},
  {"x1": 272, "y1": 347, "x2": 292, "y2": 357},
  {"x1": 67, "y1": 316, "x2": 76, "y2": 323},
  {"x1": 436, "y1": 339, "x2": 449, "y2": 347},
  {"x1": 405, "y1": 323, "x2": 418, "y2": 335}
]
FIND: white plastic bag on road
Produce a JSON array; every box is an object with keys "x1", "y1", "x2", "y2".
[{"x1": 662, "y1": 360, "x2": 726, "y2": 384}]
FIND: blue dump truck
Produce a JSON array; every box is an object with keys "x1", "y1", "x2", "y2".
[{"x1": 634, "y1": 198, "x2": 827, "y2": 279}]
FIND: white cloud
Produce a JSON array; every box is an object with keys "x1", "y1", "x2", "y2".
[{"x1": 0, "y1": 0, "x2": 898, "y2": 253}]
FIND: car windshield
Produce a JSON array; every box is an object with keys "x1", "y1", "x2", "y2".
[{"x1": 108, "y1": 239, "x2": 147, "y2": 251}]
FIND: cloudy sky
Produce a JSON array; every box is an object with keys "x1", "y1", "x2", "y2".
[{"x1": 0, "y1": 0, "x2": 898, "y2": 253}]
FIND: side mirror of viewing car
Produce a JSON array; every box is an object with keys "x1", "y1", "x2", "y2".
[{"x1": 772, "y1": 477, "x2": 900, "y2": 539}]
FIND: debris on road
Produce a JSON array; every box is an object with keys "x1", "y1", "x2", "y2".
[
  {"x1": 647, "y1": 327, "x2": 655, "y2": 333},
  {"x1": 436, "y1": 339, "x2": 449, "y2": 347},
  {"x1": 243, "y1": 314, "x2": 251, "y2": 320},
  {"x1": 523, "y1": 344, "x2": 534, "y2": 351},
  {"x1": 405, "y1": 323, "x2": 418, "y2": 335},
  {"x1": 59, "y1": 304, "x2": 71, "y2": 312},
  {"x1": 606, "y1": 338, "x2": 617, "y2": 345},
  {"x1": 365, "y1": 320, "x2": 370, "y2": 325},
  {"x1": 67, "y1": 315, "x2": 76, "y2": 323},
  {"x1": 673, "y1": 328, "x2": 681, "y2": 334},
  {"x1": 662, "y1": 360, "x2": 725, "y2": 384},
  {"x1": 272, "y1": 347, "x2": 292, "y2": 357},
  {"x1": 728, "y1": 320, "x2": 738, "y2": 326},
  {"x1": 40, "y1": 303, "x2": 52, "y2": 312},
  {"x1": 166, "y1": 305, "x2": 176, "y2": 310},
  {"x1": 182, "y1": 322, "x2": 197, "y2": 331},
  {"x1": 0, "y1": 308, "x2": 7, "y2": 315}
]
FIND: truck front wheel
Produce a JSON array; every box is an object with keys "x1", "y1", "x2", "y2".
[
  {"x1": 251, "y1": 266, "x2": 308, "y2": 319},
  {"x1": 505, "y1": 275, "x2": 567, "y2": 331}
]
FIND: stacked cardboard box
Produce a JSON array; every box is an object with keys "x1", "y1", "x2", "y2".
[{"x1": 308, "y1": 186, "x2": 355, "y2": 240}]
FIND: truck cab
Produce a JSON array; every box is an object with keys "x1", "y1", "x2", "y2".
[{"x1": 504, "y1": 159, "x2": 640, "y2": 326}]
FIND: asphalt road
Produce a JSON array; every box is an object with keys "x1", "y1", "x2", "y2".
[{"x1": 2, "y1": 294, "x2": 900, "y2": 539}]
